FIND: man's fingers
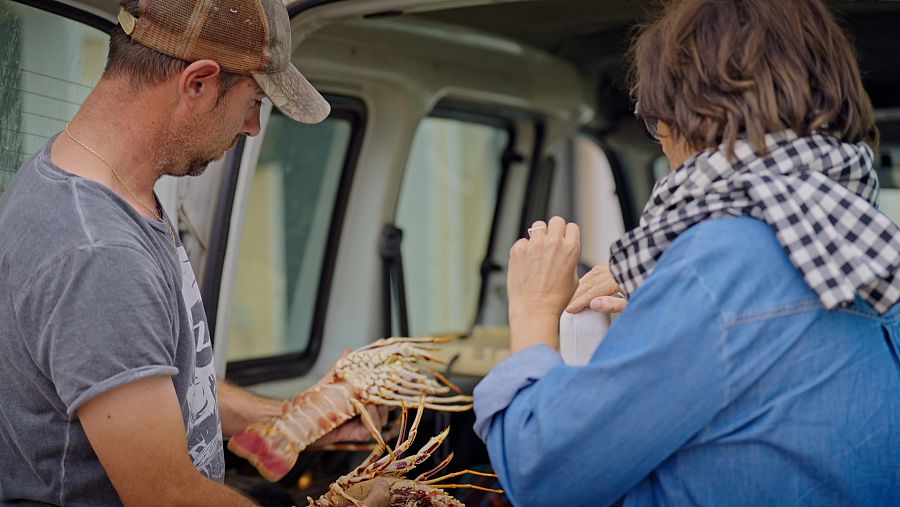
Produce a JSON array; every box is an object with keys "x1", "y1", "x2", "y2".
[
  {"x1": 365, "y1": 404, "x2": 378, "y2": 422},
  {"x1": 366, "y1": 404, "x2": 389, "y2": 427},
  {"x1": 346, "y1": 425, "x2": 369, "y2": 442},
  {"x1": 361, "y1": 478, "x2": 391, "y2": 507},
  {"x1": 376, "y1": 405, "x2": 389, "y2": 426},
  {"x1": 589, "y1": 295, "x2": 628, "y2": 313}
]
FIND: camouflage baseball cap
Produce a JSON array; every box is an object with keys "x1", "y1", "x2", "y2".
[{"x1": 117, "y1": 0, "x2": 330, "y2": 124}]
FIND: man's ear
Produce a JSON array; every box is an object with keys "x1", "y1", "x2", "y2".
[{"x1": 178, "y1": 59, "x2": 222, "y2": 106}]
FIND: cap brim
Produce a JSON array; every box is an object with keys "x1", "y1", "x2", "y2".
[{"x1": 253, "y1": 64, "x2": 330, "y2": 124}]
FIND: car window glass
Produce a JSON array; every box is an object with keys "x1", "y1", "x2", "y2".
[
  {"x1": 875, "y1": 141, "x2": 900, "y2": 223},
  {"x1": 395, "y1": 116, "x2": 508, "y2": 336},
  {"x1": 651, "y1": 154, "x2": 669, "y2": 182},
  {"x1": 0, "y1": 0, "x2": 107, "y2": 199},
  {"x1": 226, "y1": 111, "x2": 352, "y2": 361},
  {"x1": 573, "y1": 135, "x2": 626, "y2": 266}
]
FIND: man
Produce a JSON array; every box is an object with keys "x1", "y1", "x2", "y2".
[
  {"x1": 474, "y1": 0, "x2": 899, "y2": 506},
  {"x1": 0, "y1": 0, "x2": 387, "y2": 505}
]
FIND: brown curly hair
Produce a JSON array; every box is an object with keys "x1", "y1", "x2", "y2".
[{"x1": 630, "y1": 0, "x2": 879, "y2": 157}]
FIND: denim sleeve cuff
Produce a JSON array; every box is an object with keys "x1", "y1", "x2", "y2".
[{"x1": 472, "y1": 344, "x2": 563, "y2": 442}]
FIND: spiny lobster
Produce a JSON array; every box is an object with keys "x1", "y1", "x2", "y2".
[
  {"x1": 308, "y1": 399, "x2": 502, "y2": 506},
  {"x1": 228, "y1": 337, "x2": 473, "y2": 481}
]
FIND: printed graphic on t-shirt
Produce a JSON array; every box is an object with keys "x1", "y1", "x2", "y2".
[{"x1": 177, "y1": 246, "x2": 225, "y2": 481}]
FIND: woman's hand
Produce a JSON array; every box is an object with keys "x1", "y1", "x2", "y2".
[
  {"x1": 507, "y1": 216, "x2": 580, "y2": 353},
  {"x1": 565, "y1": 263, "x2": 628, "y2": 314}
]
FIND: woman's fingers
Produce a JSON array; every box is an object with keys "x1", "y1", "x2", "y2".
[
  {"x1": 589, "y1": 295, "x2": 628, "y2": 313},
  {"x1": 567, "y1": 282, "x2": 615, "y2": 313},
  {"x1": 565, "y1": 221, "x2": 580, "y2": 242},
  {"x1": 527, "y1": 217, "x2": 578, "y2": 241},
  {"x1": 566, "y1": 264, "x2": 619, "y2": 313},
  {"x1": 570, "y1": 266, "x2": 604, "y2": 302},
  {"x1": 528, "y1": 220, "x2": 547, "y2": 237},
  {"x1": 547, "y1": 216, "x2": 566, "y2": 237},
  {"x1": 507, "y1": 216, "x2": 582, "y2": 352}
]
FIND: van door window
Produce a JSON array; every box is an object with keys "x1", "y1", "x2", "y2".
[
  {"x1": 0, "y1": 0, "x2": 107, "y2": 199},
  {"x1": 565, "y1": 134, "x2": 626, "y2": 267},
  {"x1": 876, "y1": 142, "x2": 900, "y2": 223},
  {"x1": 394, "y1": 116, "x2": 509, "y2": 336},
  {"x1": 225, "y1": 110, "x2": 353, "y2": 362}
]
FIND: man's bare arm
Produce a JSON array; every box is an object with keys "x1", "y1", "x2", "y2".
[
  {"x1": 217, "y1": 378, "x2": 284, "y2": 438},
  {"x1": 78, "y1": 376, "x2": 257, "y2": 506}
]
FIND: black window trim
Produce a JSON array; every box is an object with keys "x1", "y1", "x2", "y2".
[
  {"x1": 200, "y1": 137, "x2": 247, "y2": 344},
  {"x1": 287, "y1": 0, "x2": 350, "y2": 17},
  {"x1": 220, "y1": 95, "x2": 367, "y2": 386},
  {"x1": 518, "y1": 119, "x2": 549, "y2": 233},
  {"x1": 9, "y1": 0, "x2": 114, "y2": 33}
]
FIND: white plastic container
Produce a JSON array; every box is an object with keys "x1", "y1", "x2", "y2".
[{"x1": 559, "y1": 310, "x2": 609, "y2": 366}]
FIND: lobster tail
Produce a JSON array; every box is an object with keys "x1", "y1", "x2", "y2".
[
  {"x1": 228, "y1": 424, "x2": 298, "y2": 482},
  {"x1": 229, "y1": 382, "x2": 358, "y2": 481}
]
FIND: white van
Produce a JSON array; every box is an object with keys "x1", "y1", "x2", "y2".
[{"x1": 2, "y1": 0, "x2": 899, "y2": 503}]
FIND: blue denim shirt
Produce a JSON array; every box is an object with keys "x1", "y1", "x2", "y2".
[{"x1": 473, "y1": 217, "x2": 899, "y2": 507}]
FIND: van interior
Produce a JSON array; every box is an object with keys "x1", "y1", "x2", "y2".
[{"x1": 2, "y1": 0, "x2": 899, "y2": 504}]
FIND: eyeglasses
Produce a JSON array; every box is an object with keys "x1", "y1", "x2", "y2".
[{"x1": 634, "y1": 101, "x2": 660, "y2": 142}]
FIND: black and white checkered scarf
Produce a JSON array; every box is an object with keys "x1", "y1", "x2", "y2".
[{"x1": 609, "y1": 130, "x2": 900, "y2": 314}]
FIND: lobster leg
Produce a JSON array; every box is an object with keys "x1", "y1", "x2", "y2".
[
  {"x1": 348, "y1": 398, "x2": 392, "y2": 470},
  {"x1": 431, "y1": 483, "x2": 505, "y2": 494},
  {"x1": 414, "y1": 452, "x2": 454, "y2": 481},
  {"x1": 378, "y1": 427, "x2": 450, "y2": 475},
  {"x1": 366, "y1": 394, "x2": 473, "y2": 412},
  {"x1": 367, "y1": 401, "x2": 424, "y2": 474},
  {"x1": 423, "y1": 469, "x2": 499, "y2": 484}
]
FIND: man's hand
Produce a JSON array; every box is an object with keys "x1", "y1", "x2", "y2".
[
  {"x1": 313, "y1": 403, "x2": 390, "y2": 446},
  {"x1": 507, "y1": 216, "x2": 581, "y2": 353},
  {"x1": 565, "y1": 263, "x2": 628, "y2": 314},
  {"x1": 361, "y1": 478, "x2": 391, "y2": 507},
  {"x1": 79, "y1": 375, "x2": 257, "y2": 506}
]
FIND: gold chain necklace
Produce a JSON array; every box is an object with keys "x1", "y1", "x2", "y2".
[{"x1": 64, "y1": 124, "x2": 176, "y2": 248}]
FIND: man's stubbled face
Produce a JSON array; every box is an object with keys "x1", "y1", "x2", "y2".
[{"x1": 157, "y1": 78, "x2": 263, "y2": 178}]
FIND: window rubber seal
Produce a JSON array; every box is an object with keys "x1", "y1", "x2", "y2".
[{"x1": 10, "y1": 0, "x2": 114, "y2": 33}]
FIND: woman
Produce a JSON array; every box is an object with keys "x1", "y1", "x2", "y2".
[{"x1": 473, "y1": 1, "x2": 900, "y2": 505}]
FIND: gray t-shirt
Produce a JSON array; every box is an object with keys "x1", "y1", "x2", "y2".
[{"x1": 0, "y1": 138, "x2": 224, "y2": 505}]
